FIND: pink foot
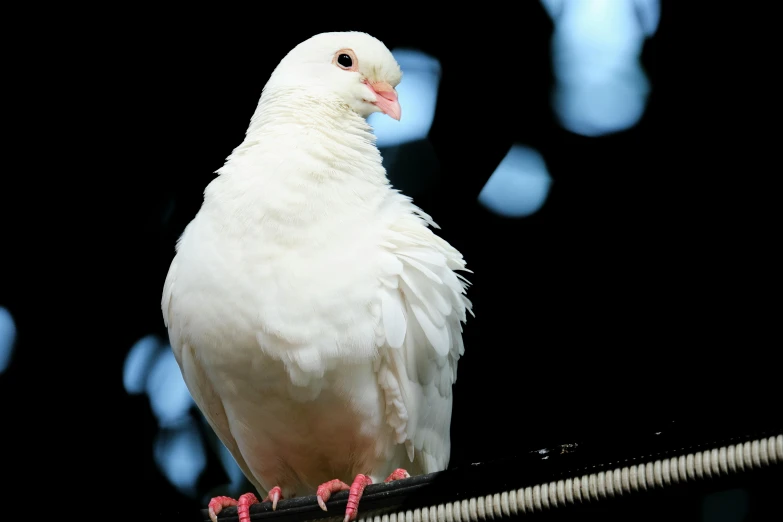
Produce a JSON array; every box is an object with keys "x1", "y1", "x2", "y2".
[
  {"x1": 316, "y1": 474, "x2": 373, "y2": 522},
  {"x1": 316, "y1": 479, "x2": 351, "y2": 511},
  {"x1": 384, "y1": 468, "x2": 411, "y2": 482},
  {"x1": 207, "y1": 492, "x2": 258, "y2": 522},
  {"x1": 315, "y1": 469, "x2": 411, "y2": 521},
  {"x1": 262, "y1": 486, "x2": 284, "y2": 510}
]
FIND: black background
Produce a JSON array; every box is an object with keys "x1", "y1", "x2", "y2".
[{"x1": 1, "y1": 2, "x2": 779, "y2": 520}]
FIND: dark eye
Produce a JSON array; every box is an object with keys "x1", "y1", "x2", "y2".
[{"x1": 337, "y1": 53, "x2": 353, "y2": 68}]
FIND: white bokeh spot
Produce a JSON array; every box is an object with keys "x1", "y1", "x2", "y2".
[{"x1": 542, "y1": 0, "x2": 659, "y2": 136}]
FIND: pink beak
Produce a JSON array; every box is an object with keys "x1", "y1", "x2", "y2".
[{"x1": 366, "y1": 81, "x2": 401, "y2": 121}]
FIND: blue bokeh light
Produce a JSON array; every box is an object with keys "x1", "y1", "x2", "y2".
[
  {"x1": 154, "y1": 417, "x2": 207, "y2": 497},
  {"x1": 369, "y1": 49, "x2": 441, "y2": 147},
  {"x1": 123, "y1": 334, "x2": 163, "y2": 394},
  {"x1": 146, "y1": 348, "x2": 194, "y2": 428},
  {"x1": 0, "y1": 306, "x2": 16, "y2": 374},
  {"x1": 125, "y1": 334, "x2": 246, "y2": 497},
  {"x1": 478, "y1": 145, "x2": 552, "y2": 218},
  {"x1": 542, "y1": 0, "x2": 659, "y2": 136},
  {"x1": 634, "y1": 0, "x2": 661, "y2": 36}
]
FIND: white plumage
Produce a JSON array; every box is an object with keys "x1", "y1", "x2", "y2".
[{"x1": 161, "y1": 31, "x2": 472, "y2": 519}]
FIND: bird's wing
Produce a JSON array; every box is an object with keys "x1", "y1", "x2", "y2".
[
  {"x1": 162, "y1": 259, "x2": 265, "y2": 496},
  {"x1": 375, "y1": 202, "x2": 472, "y2": 473}
]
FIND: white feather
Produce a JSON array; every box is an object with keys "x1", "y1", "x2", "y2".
[{"x1": 382, "y1": 290, "x2": 407, "y2": 349}]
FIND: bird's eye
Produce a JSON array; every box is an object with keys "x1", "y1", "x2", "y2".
[
  {"x1": 337, "y1": 53, "x2": 353, "y2": 68},
  {"x1": 333, "y1": 49, "x2": 358, "y2": 71}
]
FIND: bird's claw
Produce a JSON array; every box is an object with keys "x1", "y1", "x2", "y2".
[{"x1": 263, "y1": 486, "x2": 284, "y2": 510}]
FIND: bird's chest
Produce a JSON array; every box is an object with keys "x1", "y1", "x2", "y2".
[{"x1": 173, "y1": 210, "x2": 385, "y2": 353}]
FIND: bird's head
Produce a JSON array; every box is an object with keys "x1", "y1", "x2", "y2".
[{"x1": 266, "y1": 31, "x2": 403, "y2": 121}]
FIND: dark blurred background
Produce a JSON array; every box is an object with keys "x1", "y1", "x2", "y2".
[{"x1": 2, "y1": 1, "x2": 780, "y2": 520}]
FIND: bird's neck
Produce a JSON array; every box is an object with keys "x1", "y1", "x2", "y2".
[
  {"x1": 228, "y1": 87, "x2": 387, "y2": 184},
  {"x1": 208, "y1": 88, "x2": 392, "y2": 231},
  {"x1": 247, "y1": 87, "x2": 360, "y2": 134}
]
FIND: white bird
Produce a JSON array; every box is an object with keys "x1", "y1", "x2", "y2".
[{"x1": 162, "y1": 31, "x2": 472, "y2": 522}]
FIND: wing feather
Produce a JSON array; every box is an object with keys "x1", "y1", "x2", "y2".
[
  {"x1": 381, "y1": 288, "x2": 407, "y2": 349},
  {"x1": 376, "y1": 205, "x2": 471, "y2": 474}
]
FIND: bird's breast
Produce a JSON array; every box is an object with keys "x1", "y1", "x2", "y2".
[{"x1": 172, "y1": 189, "x2": 391, "y2": 360}]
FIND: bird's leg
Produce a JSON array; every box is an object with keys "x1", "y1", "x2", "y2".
[
  {"x1": 207, "y1": 492, "x2": 258, "y2": 522},
  {"x1": 344, "y1": 474, "x2": 373, "y2": 522}
]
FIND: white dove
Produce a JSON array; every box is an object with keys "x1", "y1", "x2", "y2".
[{"x1": 162, "y1": 31, "x2": 472, "y2": 522}]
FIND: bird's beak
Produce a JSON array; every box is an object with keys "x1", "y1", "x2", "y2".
[{"x1": 366, "y1": 81, "x2": 401, "y2": 121}]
